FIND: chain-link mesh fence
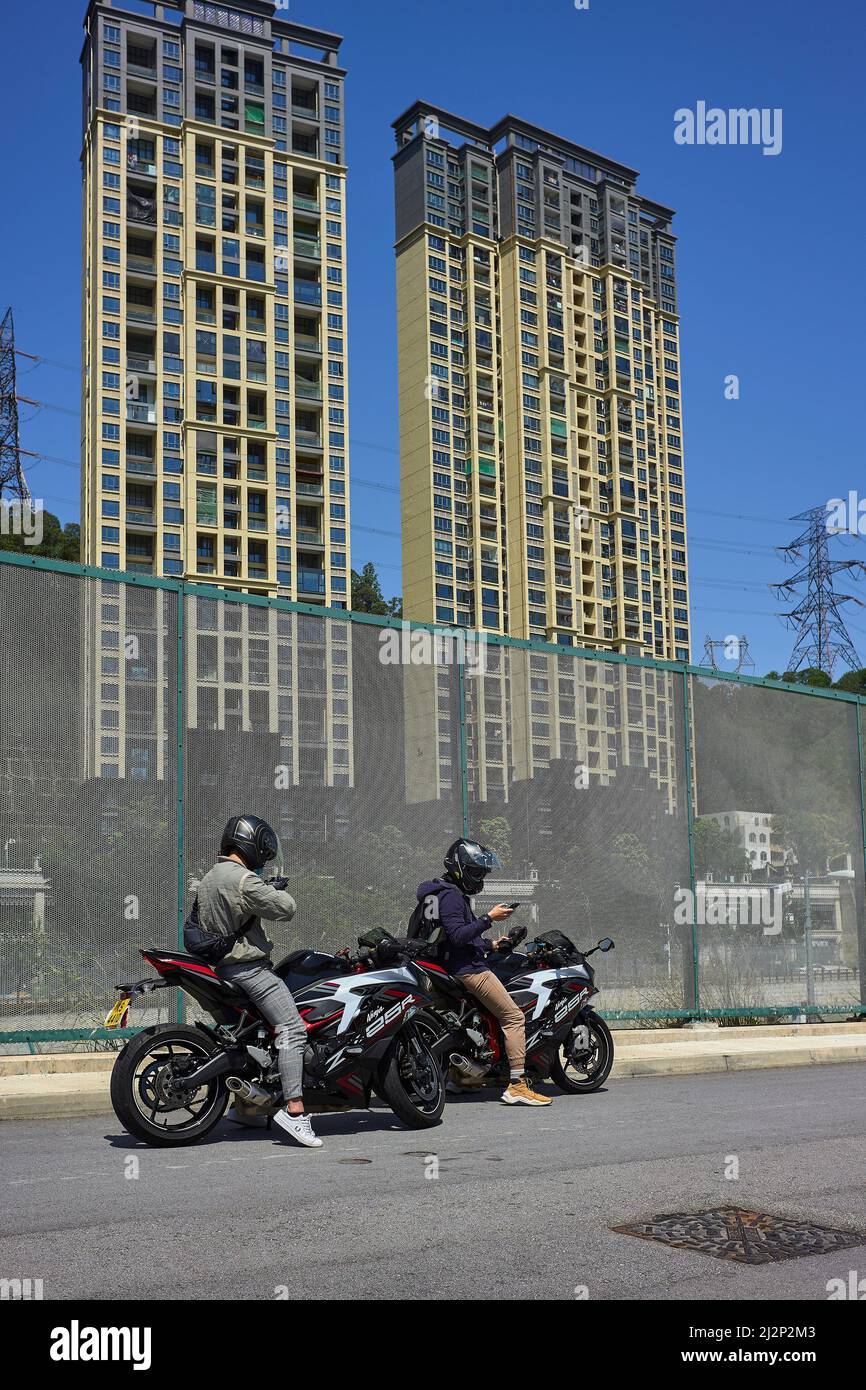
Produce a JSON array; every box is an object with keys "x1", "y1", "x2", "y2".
[
  {"x1": 690, "y1": 675, "x2": 866, "y2": 1017},
  {"x1": 0, "y1": 562, "x2": 178, "y2": 1039},
  {"x1": 467, "y1": 642, "x2": 693, "y2": 1015},
  {"x1": 1, "y1": 554, "x2": 864, "y2": 1043}
]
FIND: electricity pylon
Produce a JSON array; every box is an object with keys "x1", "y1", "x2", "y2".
[
  {"x1": 701, "y1": 635, "x2": 755, "y2": 673},
  {"x1": 771, "y1": 505, "x2": 865, "y2": 677},
  {"x1": 0, "y1": 307, "x2": 32, "y2": 503}
]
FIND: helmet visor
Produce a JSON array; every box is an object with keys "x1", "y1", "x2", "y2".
[
  {"x1": 463, "y1": 842, "x2": 502, "y2": 873},
  {"x1": 262, "y1": 827, "x2": 281, "y2": 870}
]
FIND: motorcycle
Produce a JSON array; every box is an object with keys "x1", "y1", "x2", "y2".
[
  {"x1": 105, "y1": 932, "x2": 446, "y2": 1146},
  {"x1": 407, "y1": 922, "x2": 616, "y2": 1096}
]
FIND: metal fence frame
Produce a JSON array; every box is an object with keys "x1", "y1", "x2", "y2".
[{"x1": 2, "y1": 546, "x2": 866, "y2": 1047}]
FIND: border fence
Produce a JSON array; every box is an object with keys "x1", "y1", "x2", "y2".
[{"x1": 1, "y1": 549, "x2": 865, "y2": 1049}]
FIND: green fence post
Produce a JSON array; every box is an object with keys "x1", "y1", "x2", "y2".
[
  {"x1": 457, "y1": 657, "x2": 470, "y2": 837},
  {"x1": 682, "y1": 670, "x2": 700, "y2": 1015},
  {"x1": 176, "y1": 584, "x2": 185, "y2": 1022}
]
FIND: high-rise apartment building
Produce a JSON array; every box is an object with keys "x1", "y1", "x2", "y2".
[
  {"x1": 393, "y1": 103, "x2": 690, "y2": 664},
  {"x1": 81, "y1": 0, "x2": 350, "y2": 604}
]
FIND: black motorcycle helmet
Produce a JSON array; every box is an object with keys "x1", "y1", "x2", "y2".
[
  {"x1": 220, "y1": 815, "x2": 279, "y2": 872},
  {"x1": 443, "y1": 838, "x2": 502, "y2": 896}
]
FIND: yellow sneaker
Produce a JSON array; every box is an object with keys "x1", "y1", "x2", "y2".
[{"x1": 501, "y1": 1076, "x2": 552, "y2": 1106}]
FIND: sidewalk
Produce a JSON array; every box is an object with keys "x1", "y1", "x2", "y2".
[{"x1": 1, "y1": 1022, "x2": 865, "y2": 1121}]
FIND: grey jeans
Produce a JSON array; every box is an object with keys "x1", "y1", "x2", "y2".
[{"x1": 218, "y1": 961, "x2": 306, "y2": 1102}]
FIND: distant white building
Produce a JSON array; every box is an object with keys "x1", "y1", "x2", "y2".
[{"x1": 701, "y1": 810, "x2": 786, "y2": 870}]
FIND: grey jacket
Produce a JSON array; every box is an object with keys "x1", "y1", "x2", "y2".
[{"x1": 196, "y1": 856, "x2": 297, "y2": 968}]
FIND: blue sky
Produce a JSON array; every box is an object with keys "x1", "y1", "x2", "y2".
[{"x1": 2, "y1": 0, "x2": 864, "y2": 673}]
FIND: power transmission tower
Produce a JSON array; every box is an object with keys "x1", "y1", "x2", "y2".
[
  {"x1": 0, "y1": 307, "x2": 32, "y2": 503},
  {"x1": 771, "y1": 505, "x2": 866, "y2": 677},
  {"x1": 701, "y1": 635, "x2": 755, "y2": 673}
]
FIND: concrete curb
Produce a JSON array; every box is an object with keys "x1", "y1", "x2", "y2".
[
  {"x1": 612, "y1": 1034, "x2": 866, "y2": 1078},
  {"x1": 2, "y1": 1026, "x2": 866, "y2": 1120}
]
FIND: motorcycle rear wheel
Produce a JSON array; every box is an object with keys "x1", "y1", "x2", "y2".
[
  {"x1": 110, "y1": 1024, "x2": 230, "y2": 1147},
  {"x1": 551, "y1": 1012, "x2": 614, "y2": 1094}
]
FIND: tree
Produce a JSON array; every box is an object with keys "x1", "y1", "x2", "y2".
[
  {"x1": 833, "y1": 667, "x2": 866, "y2": 695},
  {"x1": 0, "y1": 508, "x2": 80, "y2": 561},
  {"x1": 782, "y1": 668, "x2": 833, "y2": 688},
  {"x1": 693, "y1": 818, "x2": 751, "y2": 879},
  {"x1": 772, "y1": 810, "x2": 846, "y2": 875},
  {"x1": 478, "y1": 816, "x2": 512, "y2": 866},
  {"x1": 350, "y1": 562, "x2": 402, "y2": 617}
]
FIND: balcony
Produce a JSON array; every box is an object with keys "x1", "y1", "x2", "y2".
[
  {"x1": 127, "y1": 402, "x2": 157, "y2": 424},
  {"x1": 126, "y1": 457, "x2": 156, "y2": 477},
  {"x1": 292, "y1": 96, "x2": 318, "y2": 119},
  {"x1": 127, "y1": 306, "x2": 156, "y2": 324},
  {"x1": 295, "y1": 381, "x2": 322, "y2": 400},
  {"x1": 294, "y1": 237, "x2": 321, "y2": 260},
  {"x1": 294, "y1": 282, "x2": 322, "y2": 307},
  {"x1": 294, "y1": 333, "x2": 321, "y2": 353},
  {"x1": 295, "y1": 429, "x2": 322, "y2": 449},
  {"x1": 127, "y1": 354, "x2": 156, "y2": 375},
  {"x1": 127, "y1": 509, "x2": 156, "y2": 527},
  {"x1": 297, "y1": 569, "x2": 326, "y2": 595},
  {"x1": 293, "y1": 194, "x2": 320, "y2": 213},
  {"x1": 128, "y1": 60, "x2": 157, "y2": 80},
  {"x1": 297, "y1": 527, "x2": 323, "y2": 546}
]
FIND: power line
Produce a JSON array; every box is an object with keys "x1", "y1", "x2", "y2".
[{"x1": 15, "y1": 348, "x2": 78, "y2": 375}]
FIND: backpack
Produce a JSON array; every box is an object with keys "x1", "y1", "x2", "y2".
[
  {"x1": 407, "y1": 882, "x2": 447, "y2": 946},
  {"x1": 183, "y1": 896, "x2": 254, "y2": 965}
]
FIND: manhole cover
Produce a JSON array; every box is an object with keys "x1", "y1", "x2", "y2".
[
  {"x1": 336, "y1": 1157, "x2": 372, "y2": 1165},
  {"x1": 612, "y1": 1208, "x2": 866, "y2": 1265}
]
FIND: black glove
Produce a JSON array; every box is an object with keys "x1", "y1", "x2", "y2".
[{"x1": 266, "y1": 875, "x2": 290, "y2": 892}]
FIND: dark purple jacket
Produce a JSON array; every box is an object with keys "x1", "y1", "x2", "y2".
[{"x1": 416, "y1": 878, "x2": 493, "y2": 976}]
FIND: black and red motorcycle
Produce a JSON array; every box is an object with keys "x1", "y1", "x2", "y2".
[
  {"x1": 105, "y1": 934, "x2": 445, "y2": 1146},
  {"x1": 407, "y1": 923, "x2": 616, "y2": 1096}
]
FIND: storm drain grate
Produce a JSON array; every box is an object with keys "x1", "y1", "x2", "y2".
[{"x1": 612, "y1": 1207, "x2": 866, "y2": 1265}]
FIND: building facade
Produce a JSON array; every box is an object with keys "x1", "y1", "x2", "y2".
[
  {"x1": 393, "y1": 103, "x2": 690, "y2": 663},
  {"x1": 80, "y1": 0, "x2": 350, "y2": 603},
  {"x1": 79, "y1": 0, "x2": 352, "y2": 783}
]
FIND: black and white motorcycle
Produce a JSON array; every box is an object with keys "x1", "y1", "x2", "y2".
[
  {"x1": 407, "y1": 922, "x2": 616, "y2": 1096},
  {"x1": 105, "y1": 933, "x2": 446, "y2": 1146}
]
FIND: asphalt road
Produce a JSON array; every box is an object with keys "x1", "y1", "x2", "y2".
[{"x1": 1, "y1": 1064, "x2": 865, "y2": 1301}]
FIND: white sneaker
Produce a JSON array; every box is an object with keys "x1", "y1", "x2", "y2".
[{"x1": 272, "y1": 1109, "x2": 323, "y2": 1148}]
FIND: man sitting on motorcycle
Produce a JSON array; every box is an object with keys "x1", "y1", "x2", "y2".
[
  {"x1": 416, "y1": 838, "x2": 552, "y2": 1107},
  {"x1": 196, "y1": 814, "x2": 322, "y2": 1149}
]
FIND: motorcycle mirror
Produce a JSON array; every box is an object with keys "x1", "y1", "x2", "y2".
[{"x1": 598, "y1": 937, "x2": 615, "y2": 952}]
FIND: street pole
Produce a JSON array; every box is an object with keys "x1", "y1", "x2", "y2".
[{"x1": 804, "y1": 871, "x2": 815, "y2": 1009}]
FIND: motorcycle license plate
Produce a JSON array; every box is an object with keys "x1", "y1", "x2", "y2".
[{"x1": 104, "y1": 997, "x2": 130, "y2": 1029}]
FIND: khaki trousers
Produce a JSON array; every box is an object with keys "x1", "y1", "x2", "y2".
[{"x1": 460, "y1": 969, "x2": 526, "y2": 1072}]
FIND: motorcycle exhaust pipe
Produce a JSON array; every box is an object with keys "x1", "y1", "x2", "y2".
[
  {"x1": 174, "y1": 1047, "x2": 246, "y2": 1094},
  {"x1": 226, "y1": 1077, "x2": 273, "y2": 1109},
  {"x1": 450, "y1": 1053, "x2": 487, "y2": 1081}
]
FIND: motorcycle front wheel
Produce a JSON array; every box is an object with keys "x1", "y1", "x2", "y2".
[
  {"x1": 110, "y1": 1024, "x2": 230, "y2": 1147},
  {"x1": 551, "y1": 1011, "x2": 614, "y2": 1094},
  {"x1": 377, "y1": 1020, "x2": 445, "y2": 1128}
]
